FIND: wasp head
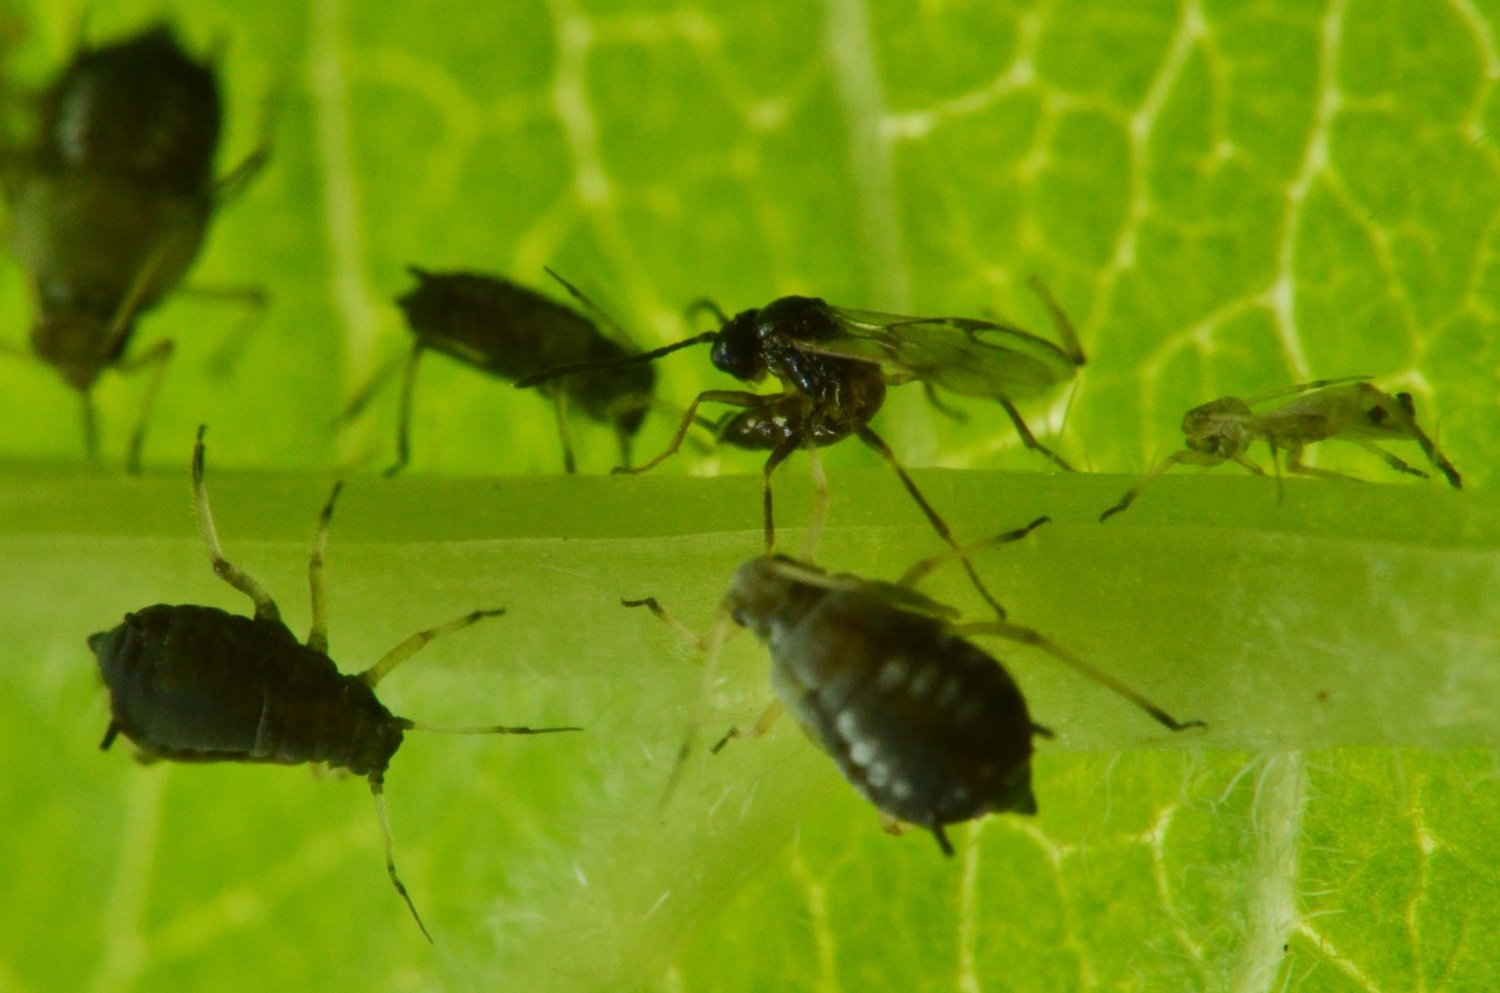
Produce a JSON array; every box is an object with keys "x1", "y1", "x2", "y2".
[
  {"x1": 709, "y1": 309, "x2": 768, "y2": 382},
  {"x1": 1181, "y1": 396, "x2": 1254, "y2": 456}
]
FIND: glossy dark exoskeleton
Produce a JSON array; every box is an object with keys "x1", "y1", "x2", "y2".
[
  {"x1": 2, "y1": 24, "x2": 267, "y2": 470},
  {"x1": 1099, "y1": 377, "x2": 1463, "y2": 521},
  {"x1": 90, "y1": 426, "x2": 580, "y2": 940},
  {"x1": 343, "y1": 266, "x2": 656, "y2": 475},
  {"x1": 632, "y1": 524, "x2": 1202, "y2": 856},
  {"x1": 517, "y1": 284, "x2": 1083, "y2": 618}
]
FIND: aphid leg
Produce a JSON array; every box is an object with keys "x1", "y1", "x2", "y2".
[
  {"x1": 897, "y1": 516, "x2": 1050, "y2": 591},
  {"x1": 79, "y1": 391, "x2": 100, "y2": 463},
  {"x1": 175, "y1": 284, "x2": 269, "y2": 378},
  {"x1": 998, "y1": 397, "x2": 1073, "y2": 472},
  {"x1": 614, "y1": 389, "x2": 766, "y2": 475},
  {"x1": 1282, "y1": 444, "x2": 1362, "y2": 483},
  {"x1": 710, "y1": 698, "x2": 784, "y2": 754},
  {"x1": 357, "y1": 607, "x2": 507, "y2": 688},
  {"x1": 760, "y1": 436, "x2": 804, "y2": 553},
  {"x1": 931, "y1": 824, "x2": 955, "y2": 857},
  {"x1": 954, "y1": 618, "x2": 1205, "y2": 733},
  {"x1": 193, "y1": 425, "x2": 282, "y2": 623},
  {"x1": 99, "y1": 721, "x2": 121, "y2": 751},
  {"x1": 1099, "y1": 450, "x2": 1226, "y2": 522},
  {"x1": 335, "y1": 351, "x2": 404, "y2": 426},
  {"x1": 655, "y1": 612, "x2": 735, "y2": 812},
  {"x1": 369, "y1": 775, "x2": 432, "y2": 943},
  {"x1": 622, "y1": 596, "x2": 711, "y2": 652},
  {"x1": 921, "y1": 382, "x2": 969, "y2": 422},
  {"x1": 306, "y1": 481, "x2": 344, "y2": 654},
  {"x1": 118, "y1": 338, "x2": 175, "y2": 474},
  {"x1": 1352, "y1": 440, "x2": 1429, "y2": 480},
  {"x1": 1390, "y1": 393, "x2": 1462, "y2": 488},
  {"x1": 853, "y1": 424, "x2": 1009, "y2": 620},
  {"x1": 385, "y1": 344, "x2": 426, "y2": 477},
  {"x1": 801, "y1": 445, "x2": 830, "y2": 563},
  {"x1": 212, "y1": 141, "x2": 270, "y2": 205},
  {"x1": 1025, "y1": 275, "x2": 1086, "y2": 366},
  {"x1": 552, "y1": 390, "x2": 578, "y2": 474}
]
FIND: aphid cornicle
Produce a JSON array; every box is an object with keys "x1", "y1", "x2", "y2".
[
  {"x1": 90, "y1": 426, "x2": 580, "y2": 940},
  {"x1": 518, "y1": 281, "x2": 1084, "y2": 617},
  {"x1": 341, "y1": 266, "x2": 656, "y2": 475},
  {"x1": 1099, "y1": 377, "x2": 1462, "y2": 521},
  {"x1": 631, "y1": 523, "x2": 1203, "y2": 856},
  {"x1": 1, "y1": 24, "x2": 267, "y2": 470}
]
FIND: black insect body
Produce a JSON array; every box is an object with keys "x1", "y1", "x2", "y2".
[
  {"x1": 91, "y1": 427, "x2": 580, "y2": 940},
  {"x1": 722, "y1": 556, "x2": 1049, "y2": 855},
  {"x1": 344, "y1": 266, "x2": 657, "y2": 475},
  {"x1": 632, "y1": 525, "x2": 1202, "y2": 857},
  {"x1": 518, "y1": 284, "x2": 1083, "y2": 617},
  {"x1": 3, "y1": 25, "x2": 268, "y2": 469},
  {"x1": 1100, "y1": 378, "x2": 1462, "y2": 521}
]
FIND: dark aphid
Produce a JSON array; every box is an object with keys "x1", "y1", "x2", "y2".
[
  {"x1": 517, "y1": 281, "x2": 1083, "y2": 617},
  {"x1": 340, "y1": 266, "x2": 656, "y2": 475},
  {"x1": 1100, "y1": 377, "x2": 1462, "y2": 521},
  {"x1": 90, "y1": 426, "x2": 580, "y2": 940},
  {"x1": 2, "y1": 24, "x2": 268, "y2": 471},
  {"x1": 630, "y1": 522, "x2": 1202, "y2": 856}
]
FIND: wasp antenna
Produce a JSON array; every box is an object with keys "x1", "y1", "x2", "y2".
[
  {"x1": 513, "y1": 332, "x2": 717, "y2": 389},
  {"x1": 370, "y1": 779, "x2": 433, "y2": 944}
]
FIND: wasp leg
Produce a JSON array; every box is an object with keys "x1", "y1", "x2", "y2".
[
  {"x1": 358, "y1": 607, "x2": 507, "y2": 687},
  {"x1": 118, "y1": 338, "x2": 175, "y2": 474},
  {"x1": 954, "y1": 619, "x2": 1205, "y2": 733},
  {"x1": 922, "y1": 382, "x2": 968, "y2": 422},
  {"x1": 552, "y1": 389, "x2": 577, "y2": 474},
  {"x1": 759, "y1": 435, "x2": 806, "y2": 553},
  {"x1": 853, "y1": 424, "x2": 1009, "y2": 621},
  {"x1": 306, "y1": 481, "x2": 345, "y2": 653},
  {"x1": 998, "y1": 397, "x2": 1073, "y2": 471},
  {"x1": 711, "y1": 698, "x2": 784, "y2": 754},
  {"x1": 193, "y1": 425, "x2": 282, "y2": 623},
  {"x1": 1099, "y1": 449, "x2": 1227, "y2": 522},
  {"x1": 802, "y1": 445, "x2": 830, "y2": 563},
  {"x1": 385, "y1": 344, "x2": 425, "y2": 477},
  {"x1": 614, "y1": 389, "x2": 767, "y2": 475},
  {"x1": 175, "y1": 284, "x2": 269, "y2": 377}
]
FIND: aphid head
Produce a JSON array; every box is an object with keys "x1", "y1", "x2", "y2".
[
  {"x1": 31, "y1": 311, "x2": 119, "y2": 391},
  {"x1": 722, "y1": 555, "x2": 817, "y2": 636},
  {"x1": 1181, "y1": 396, "x2": 1254, "y2": 456},
  {"x1": 709, "y1": 309, "x2": 769, "y2": 382}
]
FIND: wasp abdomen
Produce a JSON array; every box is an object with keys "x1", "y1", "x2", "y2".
[{"x1": 91, "y1": 605, "x2": 402, "y2": 776}]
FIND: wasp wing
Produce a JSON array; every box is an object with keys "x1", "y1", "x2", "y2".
[{"x1": 789, "y1": 307, "x2": 1080, "y2": 401}]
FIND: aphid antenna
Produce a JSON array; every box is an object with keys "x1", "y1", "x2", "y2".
[
  {"x1": 369, "y1": 777, "x2": 433, "y2": 944},
  {"x1": 356, "y1": 608, "x2": 508, "y2": 688},
  {"x1": 398, "y1": 719, "x2": 583, "y2": 736},
  {"x1": 1025, "y1": 275, "x2": 1086, "y2": 366},
  {"x1": 1242, "y1": 374, "x2": 1371, "y2": 407},
  {"x1": 512, "y1": 331, "x2": 717, "y2": 389}
]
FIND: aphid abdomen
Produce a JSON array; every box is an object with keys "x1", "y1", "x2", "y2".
[
  {"x1": 40, "y1": 26, "x2": 221, "y2": 194},
  {"x1": 91, "y1": 605, "x2": 401, "y2": 775},
  {"x1": 770, "y1": 592, "x2": 1039, "y2": 832}
]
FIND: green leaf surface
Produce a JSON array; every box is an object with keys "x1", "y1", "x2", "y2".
[{"x1": 1, "y1": 1, "x2": 1497, "y2": 992}]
